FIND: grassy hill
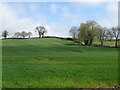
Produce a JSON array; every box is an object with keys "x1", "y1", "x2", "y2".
[{"x1": 2, "y1": 38, "x2": 118, "y2": 88}]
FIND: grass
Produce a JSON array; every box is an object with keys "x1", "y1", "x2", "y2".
[
  {"x1": 2, "y1": 38, "x2": 118, "y2": 88},
  {"x1": 93, "y1": 41, "x2": 116, "y2": 46}
]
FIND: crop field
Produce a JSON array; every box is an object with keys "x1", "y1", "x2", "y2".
[
  {"x1": 93, "y1": 40, "x2": 116, "y2": 46},
  {"x1": 2, "y1": 38, "x2": 118, "y2": 88}
]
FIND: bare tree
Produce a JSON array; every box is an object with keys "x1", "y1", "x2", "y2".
[
  {"x1": 27, "y1": 32, "x2": 32, "y2": 38},
  {"x1": 35, "y1": 26, "x2": 47, "y2": 38},
  {"x1": 96, "y1": 27, "x2": 108, "y2": 46},
  {"x1": 21, "y1": 31, "x2": 28, "y2": 39},
  {"x1": 69, "y1": 26, "x2": 78, "y2": 40},
  {"x1": 2, "y1": 30, "x2": 8, "y2": 39},
  {"x1": 41, "y1": 29, "x2": 47, "y2": 38},
  {"x1": 111, "y1": 26, "x2": 119, "y2": 47},
  {"x1": 14, "y1": 32, "x2": 21, "y2": 38},
  {"x1": 106, "y1": 30, "x2": 114, "y2": 41}
]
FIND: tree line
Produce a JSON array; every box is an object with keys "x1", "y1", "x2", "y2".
[
  {"x1": 2, "y1": 26, "x2": 47, "y2": 39},
  {"x1": 2, "y1": 20, "x2": 120, "y2": 47},
  {"x1": 69, "y1": 20, "x2": 119, "y2": 47}
]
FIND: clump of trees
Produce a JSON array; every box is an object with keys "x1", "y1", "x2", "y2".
[
  {"x1": 78, "y1": 21, "x2": 99, "y2": 46},
  {"x1": 27, "y1": 32, "x2": 32, "y2": 38},
  {"x1": 96, "y1": 26, "x2": 108, "y2": 46},
  {"x1": 14, "y1": 31, "x2": 32, "y2": 39},
  {"x1": 2, "y1": 30, "x2": 9, "y2": 39},
  {"x1": 35, "y1": 26, "x2": 47, "y2": 38},
  {"x1": 69, "y1": 26, "x2": 78, "y2": 41},
  {"x1": 14, "y1": 25, "x2": 47, "y2": 39},
  {"x1": 69, "y1": 20, "x2": 120, "y2": 47},
  {"x1": 111, "y1": 26, "x2": 119, "y2": 47},
  {"x1": 14, "y1": 32, "x2": 21, "y2": 38},
  {"x1": 2, "y1": 25, "x2": 47, "y2": 39},
  {"x1": 1, "y1": 23, "x2": 119, "y2": 48}
]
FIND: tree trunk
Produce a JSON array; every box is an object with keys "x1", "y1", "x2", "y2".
[
  {"x1": 115, "y1": 38, "x2": 118, "y2": 48},
  {"x1": 42, "y1": 34, "x2": 44, "y2": 38},
  {"x1": 89, "y1": 38, "x2": 93, "y2": 46},
  {"x1": 101, "y1": 40, "x2": 103, "y2": 47},
  {"x1": 38, "y1": 32, "x2": 41, "y2": 38},
  {"x1": 39, "y1": 35, "x2": 41, "y2": 38},
  {"x1": 84, "y1": 38, "x2": 89, "y2": 45}
]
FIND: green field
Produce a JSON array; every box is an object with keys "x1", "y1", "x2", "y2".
[
  {"x1": 2, "y1": 38, "x2": 118, "y2": 88},
  {"x1": 93, "y1": 41, "x2": 116, "y2": 46}
]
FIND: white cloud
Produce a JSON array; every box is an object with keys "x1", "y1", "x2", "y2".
[
  {"x1": 0, "y1": 3, "x2": 18, "y2": 33},
  {"x1": 49, "y1": 3, "x2": 59, "y2": 14},
  {"x1": 99, "y1": 19, "x2": 115, "y2": 28},
  {"x1": 60, "y1": 5, "x2": 82, "y2": 27},
  {"x1": 70, "y1": 2, "x2": 118, "y2": 28},
  {"x1": 0, "y1": 3, "x2": 41, "y2": 37},
  {"x1": 106, "y1": 2, "x2": 118, "y2": 15},
  {"x1": 14, "y1": 3, "x2": 27, "y2": 15},
  {"x1": 46, "y1": 22, "x2": 69, "y2": 37},
  {"x1": 0, "y1": 2, "x2": 118, "y2": 38},
  {"x1": 0, "y1": 3, "x2": 69, "y2": 37},
  {"x1": 99, "y1": 2, "x2": 118, "y2": 27},
  {"x1": 70, "y1": 2, "x2": 102, "y2": 7},
  {"x1": 28, "y1": 3, "x2": 39, "y2": 11}
]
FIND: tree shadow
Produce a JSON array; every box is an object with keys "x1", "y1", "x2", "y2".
[
  {"x1": 64, "y1": 43, "x2": 81, "y2": 46},
  {"x1": 64, "y1": 44, "x2": 84, "y2": 52}
]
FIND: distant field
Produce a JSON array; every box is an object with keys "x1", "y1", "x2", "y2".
[{"x1": 2, "y1": 38, "x2": 118, "y2": 88}]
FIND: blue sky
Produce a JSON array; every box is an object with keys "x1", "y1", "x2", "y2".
[{"x1": 0, "y1": 1, "x2": 118, "y2": 37}]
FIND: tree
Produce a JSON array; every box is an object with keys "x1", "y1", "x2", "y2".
[
  {"x1": 69, "y1": 26, "x2": 78, "y2": 40},
  {"x1": 27, "y1": 32, "x2": 32, "y2": 38},
  {"x1": 14, "y1": 32, "x2": 21, "y2": 38},
  {"x1": 35, "y1": 26, "x2": 47, "y2": 38},
  {"x1": 2, "y1": 30, "x2": 8, "y2": 39},
  {"x1": 41, "y1": 29, "x2": 47, "y2": 38},
  {"x1": 106, "y1": 30, "x2": 114, "y2": 41},
  {"x1": 21, "y1": 31, "x2": 28, "y2": 38},
  {"x1": 111, "y1": 26, "x2": 119, "y2": 47},
  {"x1": 96, "y1": 26, "x2": 108, "y2": 46},
  {"x1": 78, "y1": 20, "x2": 99, "y2": 46}
]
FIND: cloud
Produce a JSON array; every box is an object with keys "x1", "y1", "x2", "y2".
[
  {"x1": 28, "y1": 3, "x2": 39, "y2": 12},
  {"x1": 0, "y1": 3, "x2": 69, "y2": 38},
  {"x1": 106, "y1": 2, "x2": 118, "y2": 15},
  {"x1": 46, "y1": 22, "x2": 69, "y2": 37},
  {"x1": 69, "y1": 2, "x2": 102, "y2": 7},
  {"x1": 49, "y1": 3, "x2": 59, "y2": 14},
  {"x1": 0, "y1": 2, "x2": 118, "y2": 38},
  {"x1": 0, "y1": 3, "x2": 40, "y2": 37},
  {"x1": 99, "y1": 2, "x2": 118, "y2": 27},
  {"x1": 0, "y1": 3, "x2": 18, "y2": 34},
  {"x1": 70, "y1": 2, "x2": 118, "y2": 28},
  {"x1": 60, "y1": 5, "x2": 81, "y2": 25}
]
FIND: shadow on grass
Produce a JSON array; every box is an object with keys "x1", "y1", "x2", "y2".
[{"x1": 64, "y1": 43, "x2": 81, "y2": 46}]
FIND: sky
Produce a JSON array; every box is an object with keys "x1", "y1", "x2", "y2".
[{"x1": 0, "y1": 0, "x2": 118, "y2": 38}]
